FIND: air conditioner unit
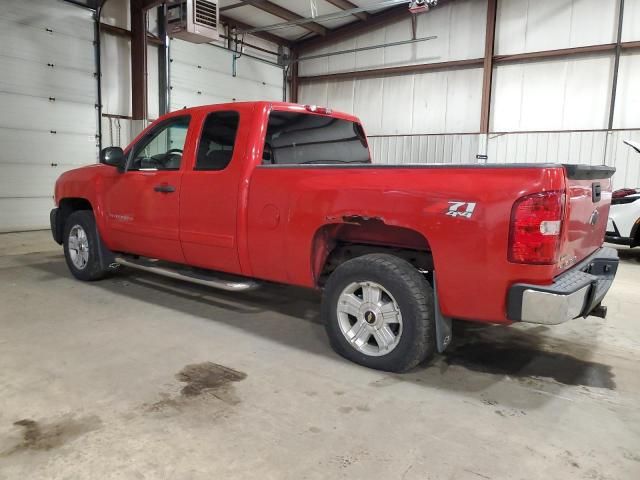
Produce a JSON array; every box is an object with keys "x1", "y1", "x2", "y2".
[{"x1": 166, "y1": 0, "x2": 219, "y2": 44}]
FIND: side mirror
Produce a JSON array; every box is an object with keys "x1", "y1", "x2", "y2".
[{"x1": 100, "y1": 147, "x2": 125, "y2": 171}]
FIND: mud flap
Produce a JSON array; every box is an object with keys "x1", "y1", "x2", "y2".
[
  {"x1": 433, "y1": 276, "x2": 453, "y2": 353},
  {"x1": 93, "y1": 223, "x2": 117, "y2": 271}
]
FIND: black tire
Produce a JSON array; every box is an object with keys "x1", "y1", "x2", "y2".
[
  {"x1": 63, "y1": 210, "x2": 109, "y2": 281},
  {"x1": 322, "y1": 253, "x2": 435, "y2": 373}
]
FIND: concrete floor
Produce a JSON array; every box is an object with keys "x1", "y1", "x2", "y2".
[{"x1": 0, "y1": 231, "x2": 639, "y2": 480}]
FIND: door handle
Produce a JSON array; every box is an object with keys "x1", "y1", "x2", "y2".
[{"x1": 154, "y1": 184, "x2": 176, "y2": 193}]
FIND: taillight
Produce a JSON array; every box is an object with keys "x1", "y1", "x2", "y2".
[{"x1": 509, "y1": 191, "x2": 565, "y2": 265}]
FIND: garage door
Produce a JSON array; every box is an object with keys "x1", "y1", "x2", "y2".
[
  {"x1": 0, "y1": 0, "x2": 97, "y2": 232},
  {"x1": 169, "y1": 39, "x2": 283, "y2": 111}
]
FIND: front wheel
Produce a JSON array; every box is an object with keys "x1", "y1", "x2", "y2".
[
  {"x1": 63, "y1": 210, "x2": 110, "y2": 281},
  {"x1": 322, "y1": 253, "x2": 435, "y2": 373}
]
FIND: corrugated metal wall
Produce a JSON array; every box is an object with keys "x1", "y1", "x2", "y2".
[
  {"x1": 369, "y1": 135, "x2": 480, "y2": 164},
  {"x1": 486, "y1": 130, "x2": 640, "y2": 188},
  {"x1": 169, "y1": 40, "x2": 283, "y2": 111},
  {"x1": 298, "y1": 0, "x2": 640, "y2": 188}
]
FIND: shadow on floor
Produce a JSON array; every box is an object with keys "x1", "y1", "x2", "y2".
[
  {"x1": 33, "y1": 256, "x2": 616, "y2": 408},
  {"x1": 612, "y1": 245, "x2": 640, "y2": 263}
]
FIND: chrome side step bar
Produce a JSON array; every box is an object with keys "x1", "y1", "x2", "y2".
[{"x1": 114, "y1": 256, "x2": 260, "y2": 292}]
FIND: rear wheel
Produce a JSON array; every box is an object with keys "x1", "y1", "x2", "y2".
[
  {"x1": 63, "y1": 210, "x2": 109, "y2": 281},
  {"x1": 322, "y1": 253, "x2": 435, "y2": 372}
]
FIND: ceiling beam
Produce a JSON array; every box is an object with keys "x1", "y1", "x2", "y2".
[
  {"x1": 324, "y1": 0, "x2": 369, "y2": 22},
  {"x1": 220, "y1": 1, "x2": 251, "y2": 12},
  {"x1": 295, "y1": 1, "x2": 456, "y2": 52},
  {"x1": 140, "y1": 0, "x2": 163, "y2": 10},
  {"x1": 221, "y1": 15, "x2": 291, "y2": 46},
  {"x1": 242, "y1": 0, "x2": 327, "y2": 36},
  {"x1": 296, "y1": 5, "x2": 410, "y2": 51}
]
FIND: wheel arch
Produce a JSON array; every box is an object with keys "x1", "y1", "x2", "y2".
[
  {"x1": 311, "y1": 217, "x2": 434, "y2": 287},
  {"x1": 53, "y1": 197, "x2": 94, "y2": 244}
]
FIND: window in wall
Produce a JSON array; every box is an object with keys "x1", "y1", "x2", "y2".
[
  {"x1": 130, "y1": 116, "x2": 190, "y2": 171},
  {"x1": 195, "y1": 111, "x2": 241, "y2": 171},
  {"x1": 263, "y1": 111, "x2": 371, "y2": 165}
]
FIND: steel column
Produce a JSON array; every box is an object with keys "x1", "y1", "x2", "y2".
[
  {"x1": 480, "y1": 0, "x2": 497, "y2": 135},
  {"x1": 131, "y1": 0, "x2": 147, "y2": 120},
  {"x1": 290, "y1": 49, "x2": 299, "y2": 102},
  {"x1": 608, "y1": 0, "x2": 625, "y2": 130},
  {"x1": 157, "y1": 4, "x2": 169, "y2": 116}
]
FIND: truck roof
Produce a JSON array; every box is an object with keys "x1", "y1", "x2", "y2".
[{"x1": 167, "y1": 101, "x2": 361, "y2": 124}]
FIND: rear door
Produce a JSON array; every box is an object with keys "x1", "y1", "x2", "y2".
[
  {"x1": 179, "y1": 108, "x2": 246, "y2": 273},
  {"x1": 558, "y1": 165, "x2": 616, "y2": 272}
]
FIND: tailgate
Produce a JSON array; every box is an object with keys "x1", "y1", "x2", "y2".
[{"x1": 557, "y1": 164, "x2": 616, "y2": 273}]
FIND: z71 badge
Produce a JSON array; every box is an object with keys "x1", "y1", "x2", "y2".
[{"x1": 446, "y1": 201, "x2": 476, "y2": 219}]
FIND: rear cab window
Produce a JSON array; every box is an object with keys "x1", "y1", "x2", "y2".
[
  {"x1": 196, "y1": 111, "x2": 240, "y2": 171},
  {"x1": 263, "y1": 111, "x2": 371, "y2": 165}
]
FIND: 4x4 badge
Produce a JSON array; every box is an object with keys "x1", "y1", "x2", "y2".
[{"x1": 446, "y1": 202, "x2": 476, "y2": 219}]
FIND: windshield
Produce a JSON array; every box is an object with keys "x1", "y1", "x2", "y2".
[{"x1": 263, "y1": 111, "x2": 371, "y2": 165}]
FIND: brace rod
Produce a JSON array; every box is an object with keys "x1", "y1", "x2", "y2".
[{"x1": 295, "y1": 35, "x2": 437, "y2": 63}]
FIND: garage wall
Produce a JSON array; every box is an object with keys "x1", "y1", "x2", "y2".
[
  {"x1": 298, "y1": 0, "x2": 640, "y2": 188},
  {"x1": 486, "y1": 130, "x2": 640, "y2": 189},
  {"x1": 0, "y1": 0, "x2": 97, "y2": 232},
  {"x1": 299, "y1": 0, "x2": 486, "y2": 163},
  {"x1": 100, "y1": 0, "x2": 284, "y2": 149},
  {"x1": 100, "y1": 0, "x2": 160, "y2": 148},
  {"x1": 169, "y1": 40, "x2": 283, "y2": 111}
]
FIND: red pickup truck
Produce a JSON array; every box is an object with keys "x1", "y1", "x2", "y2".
[{"x1": 50, "y1": 101, "x2": 618, "y2": 372}]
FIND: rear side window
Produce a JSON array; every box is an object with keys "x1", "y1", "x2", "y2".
[
  {"x1": 195, "y1": 111, "x2": 240, "y2": 171},
  {"x1": 263, "y1": 111, "x2": 371, "y2": 165}
]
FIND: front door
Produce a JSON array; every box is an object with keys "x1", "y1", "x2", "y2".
[
  {"x1": 103, "y1": 115, "x2": 192, "y2": 263},
  {"x1": 179, "y1": 109, "x2": 245, "y2": 273}
]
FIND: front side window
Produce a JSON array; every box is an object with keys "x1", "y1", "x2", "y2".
[
  {"x1": 263, "y1": 111, "x2": 371, "y2": 165},
  {"x1": 129, "y1": 116, "x2": 190, "y2": 171},
  {"x1": 195, "y1": 111, "x2": 240, "y2": 171}
]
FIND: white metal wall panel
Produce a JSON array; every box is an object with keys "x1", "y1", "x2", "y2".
[
  {"x1": 382, "y1": 75, "x2": 414, "y2": 134},
  {"x1": 298, "y1": 0, "x2": 486, "y2": 76},
  {"x1": 622, "y1": 0, "x2": 640, "y2": 41},
  {"x1": 355, "y1": 26, "x2": 386, "y2": 71},
  {"x1": 147, "y1": 44, "x2": 160, "y2": 120},
  {"x1": 605, "y1": 130, "x2": 640, "y2": 188},
  {"x1": 0, "y1": 0, "x2": 96, "y2": 232},
  {"x1": 491, "y1": 55, "x2": 614, "y2": 131},
  {"x1": 495, "y1": 0, "x2": 618, "y2": 55},
  {"x1": 443, "y1": 68, "x2": 483, "y2": 133},
  {"x1": 300, "y1": 68, "x2": 483, "y2": 136},
  {"x1": 169, "y1": 39, "x2": 283, "y2": 111},
  {"x1": 485, "y1": 130, "x2": 640, "y2": 189},
  {"x1": 613, "y1": 52, "x2": 640, "y2": 129},
  {"x1": 369, "y1": 135, "x2": 480, "y2": 164},
  {"x1": 101, "y1": 34, "x2": 131, "y2": 117},
  {"x1": 353, "y1": 78, "x2": 384, "y2": 135},
  {"x1": 487, "y1": 131, "x2": 608, "y2": 165},
  {"x1": 327, "y1": 80, "x2": 356, "y2": 116}
]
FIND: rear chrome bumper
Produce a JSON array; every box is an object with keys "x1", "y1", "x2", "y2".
[{"x1": 507, "y1": 247, "x2": 618, "y2": 325}]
